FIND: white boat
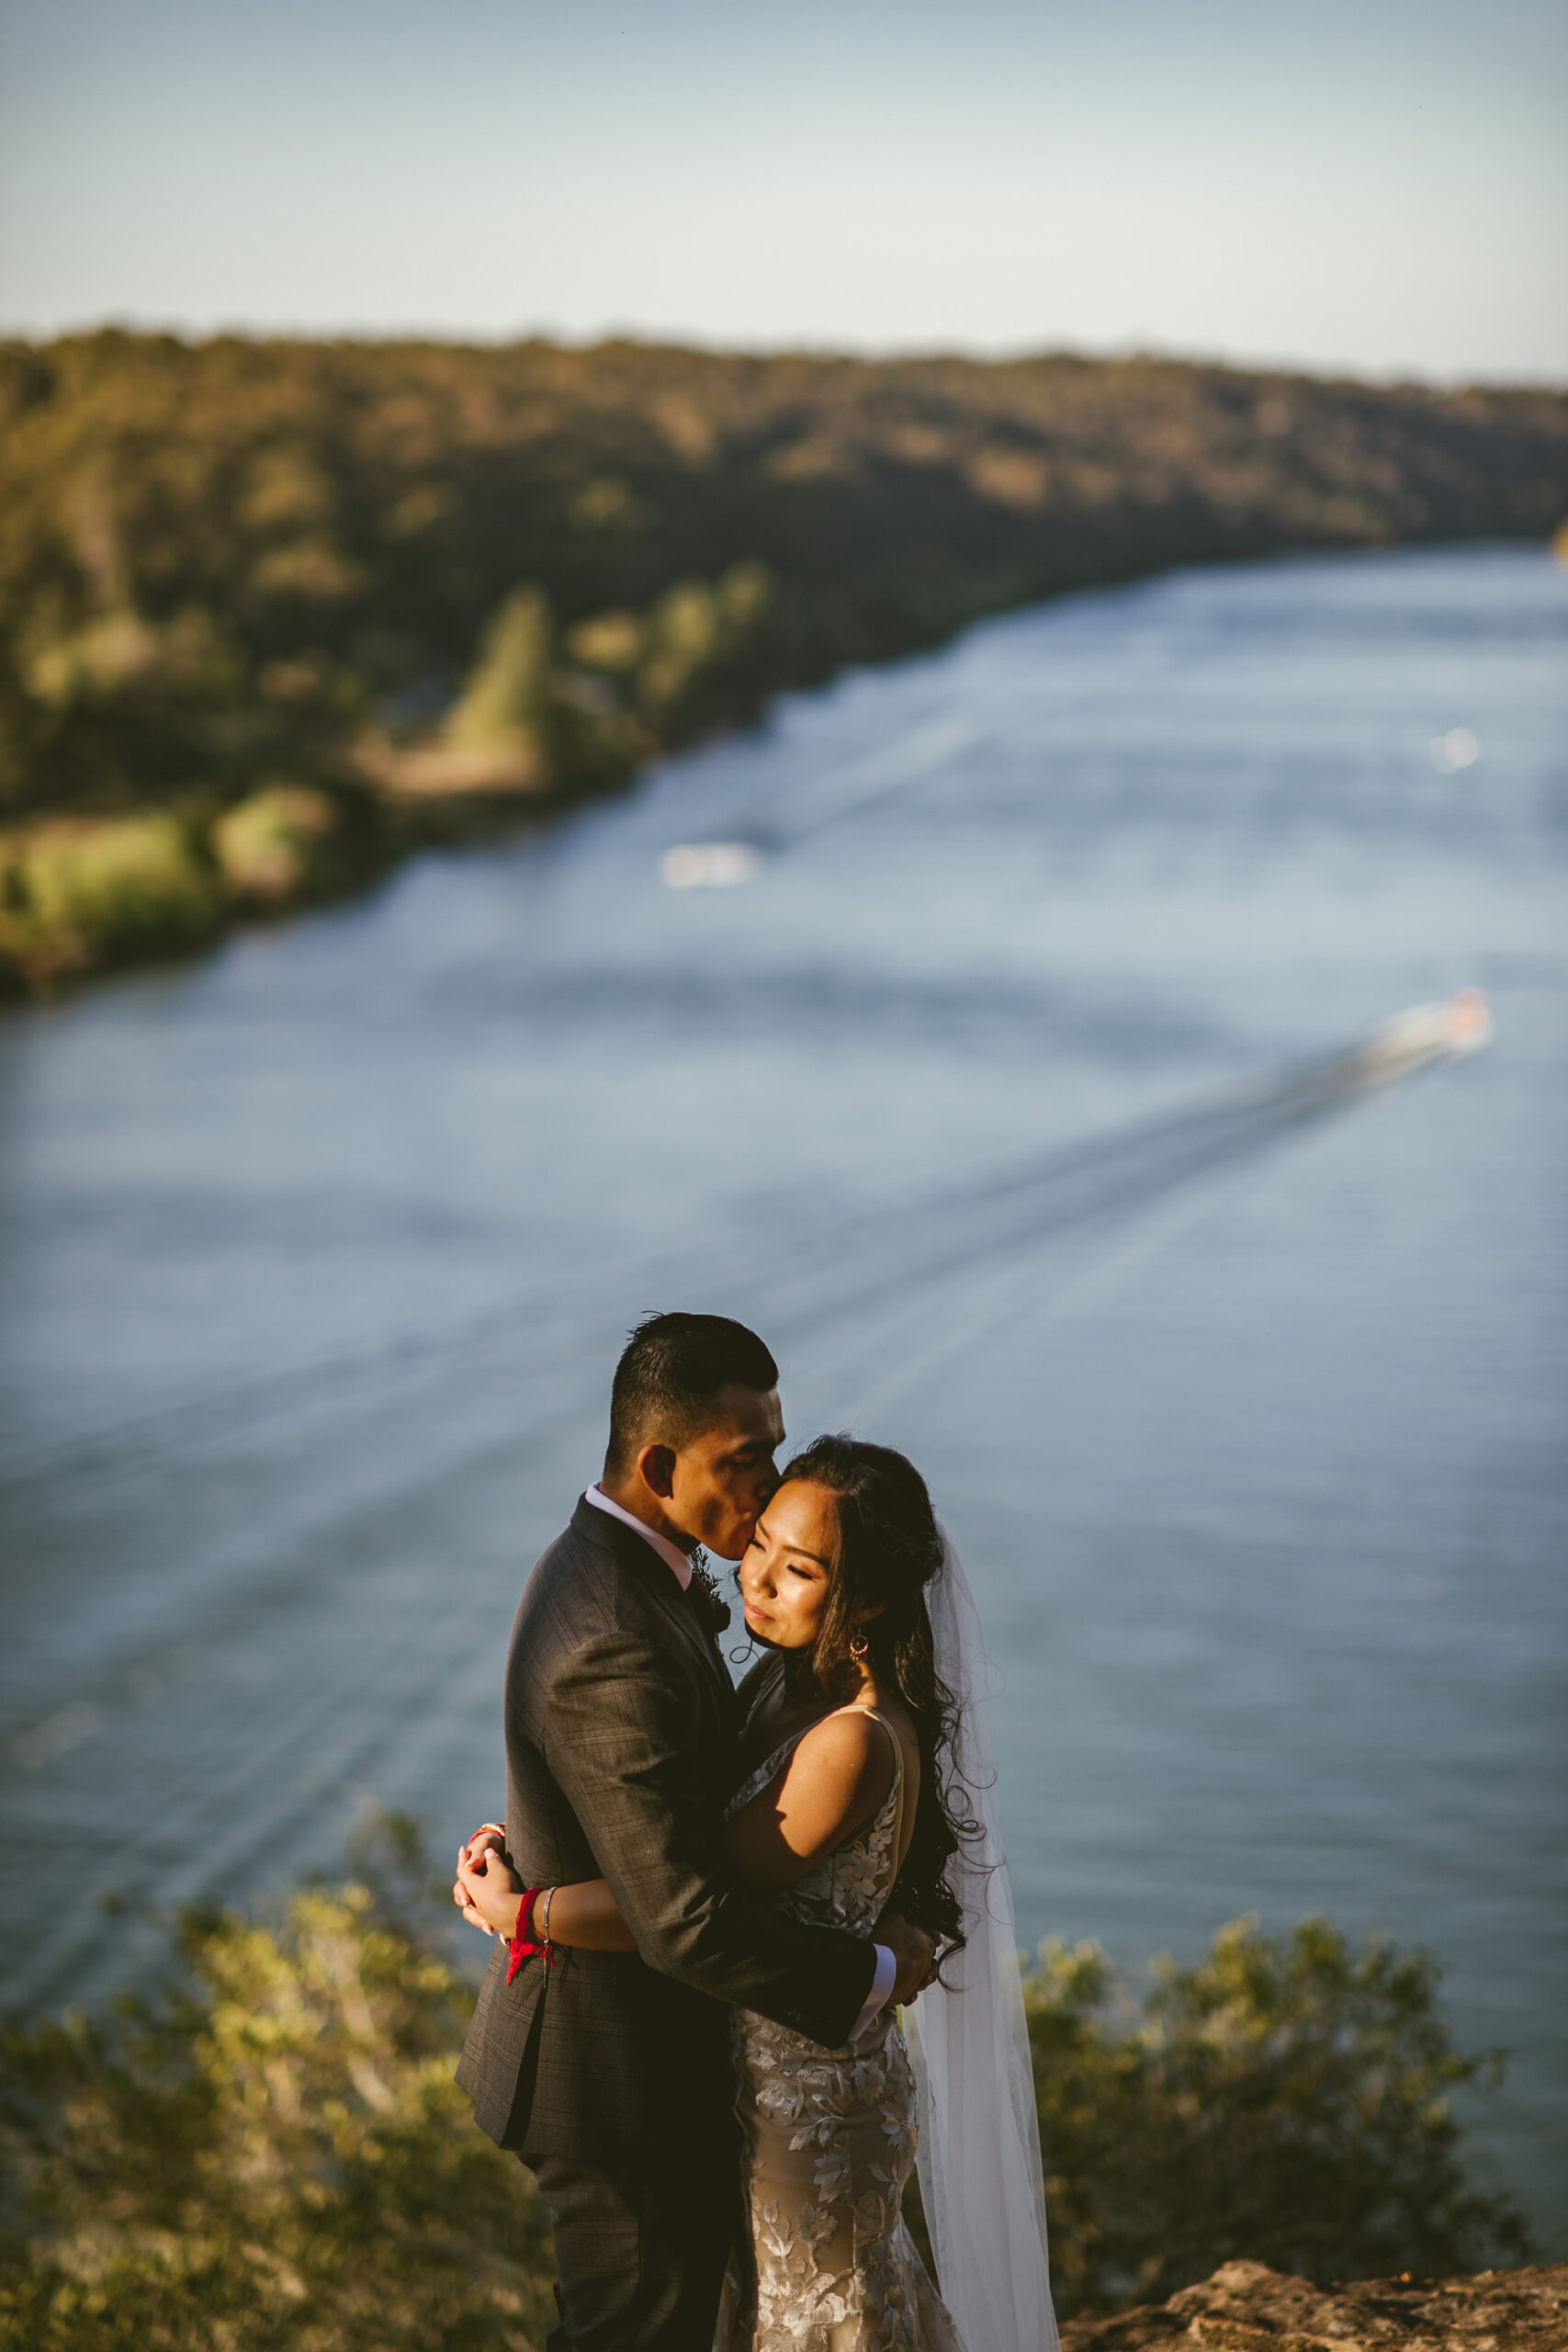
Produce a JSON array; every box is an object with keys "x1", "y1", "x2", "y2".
[{"x1": 1352, "y1": 989, "x2": 1493, "y2": 1084}]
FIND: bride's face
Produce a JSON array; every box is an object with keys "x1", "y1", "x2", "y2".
[{"x1": 739, "y1": 1479, "x2": 840, "y2": 1650}]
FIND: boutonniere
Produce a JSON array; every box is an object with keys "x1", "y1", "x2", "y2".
[{"x1": 688, "y1": 1548, "x2": 732, "y2": 1634}]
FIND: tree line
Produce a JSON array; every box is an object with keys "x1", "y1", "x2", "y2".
[{"x1": 1, "y1": 331, "x2": 1564, "y2": 987}]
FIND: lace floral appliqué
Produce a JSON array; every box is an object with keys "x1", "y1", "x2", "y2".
[{"x1": 717, "y1": 1724, "x2": 964, "y2": 2351}]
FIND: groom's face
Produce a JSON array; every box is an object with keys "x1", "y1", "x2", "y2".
[{"x1": 662, "y1": 1382, "x2": 784, "y2": 1560}]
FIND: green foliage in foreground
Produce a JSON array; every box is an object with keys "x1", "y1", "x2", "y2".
[
  {"x1": 1025, "y1": 1918, "x2": 1535, "y2": 2313},
  {"x1": 0, "y1": 1853, "x2": 555, "y2": 2350},
  {"x1": 0, "y1": 1842, "x2": 1534, "y2": 2347}
]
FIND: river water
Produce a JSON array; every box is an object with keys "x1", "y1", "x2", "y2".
[{"x1": 1, "y1": 545, "x2": 1563, "y2": 2237}]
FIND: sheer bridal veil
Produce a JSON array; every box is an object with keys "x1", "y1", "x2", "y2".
[{"x1": 905, "y1": 1532, "x2": 1060, "y2": 2352}]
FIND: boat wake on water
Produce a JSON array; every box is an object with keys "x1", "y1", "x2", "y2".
[
  {"x1": 0, "y1": 991, "x2": 1491, "y2": 1519},
  {"x1": 0, "y1": 989, "x2": 1499, "y2": 2011},
  {"x1": 735, "y1": 989, "x2": 1496, "y2": 1402},
  {"x1": 660, "y1": 715, "x2": 982, "y2": 887}
]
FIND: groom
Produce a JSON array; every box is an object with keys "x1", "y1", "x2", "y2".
[{"x1": 455, "y1": 1312, "x2": 934, "y2": 2350}]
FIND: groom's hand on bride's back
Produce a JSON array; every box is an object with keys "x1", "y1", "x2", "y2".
[{"x1": 879, "y1": 1912, "x2": 938, "y2": 2005}]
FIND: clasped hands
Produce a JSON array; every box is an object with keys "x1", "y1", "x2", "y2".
[
  {"x1": 453, "y1": 1824, "x2": 939, "y2": 2002},
  {"x1": 454, "y1": 1824, "x2": 523, "y2": 1938}
]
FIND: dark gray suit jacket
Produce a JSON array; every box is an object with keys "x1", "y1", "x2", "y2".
[{"x1": 456, "y1": 1497, "x2": 878, "y2": 2161}]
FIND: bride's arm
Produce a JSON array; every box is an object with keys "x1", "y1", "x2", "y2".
[
  {"x1": 455, "y1": 1850, "x2": 637, "y2": 1951},
  {"x1": 454, "y1": 1712, "x2": 895, "y2": 1932},
  {"x1": 722, "y1": 1712, "x2": 896, "y2": 1890}
]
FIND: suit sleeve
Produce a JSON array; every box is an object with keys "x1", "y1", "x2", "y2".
[
  {"x1": 733, "y1": 1651, "x2": 782, "y2": 1722},
  {"x1": 540, "y1": 1623, "x2": 876, "y2": 2047}
]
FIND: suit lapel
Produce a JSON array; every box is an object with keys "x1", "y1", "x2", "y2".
[
  {"x1": 658, "y1": 1571, "x2": 738, "y2": 1721},
  {"x1": 573, "y1": 1499, "x2": 736, "y2": 1717},
  {"x1": 682, "y1": 1587, "x2": 739, "y2": 1717}
]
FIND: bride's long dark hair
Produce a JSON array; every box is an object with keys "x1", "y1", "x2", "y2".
[{"x1": 768, "y1": 1433, "x2": 976, "y2": 1953}]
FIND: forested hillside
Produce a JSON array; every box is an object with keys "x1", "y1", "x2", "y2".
[{"x1": 1, "y1": 332, "x2": 1563, "y2": 986}]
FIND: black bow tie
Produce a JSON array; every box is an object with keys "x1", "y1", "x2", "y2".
[{"x1": 686, "y1": 1548, "x2": 731, "y2": 1634}]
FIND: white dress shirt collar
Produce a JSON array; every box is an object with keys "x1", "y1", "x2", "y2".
[{"x1": 583, "y1": 1484, "x2": 694, "y2": 1589}]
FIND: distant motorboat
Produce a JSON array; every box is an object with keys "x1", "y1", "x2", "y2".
[
  {"x1": 1350, "y1": 989, "x2": 1493, "y2": 1085},
  {"x1": 660, "y1": 842, "x2": 762, "y2": 889}
]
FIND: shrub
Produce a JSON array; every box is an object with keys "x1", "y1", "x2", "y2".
[
  {"x1": 0, "y1": 812, "x2": 221, "y2": 989},
  {"x1": 212, "y1": 784, "x2": 344, "y2": 910},
  {"x1": 0, "y1": 1842, "x2": 1536, "y2": 2346},
  {"x1": 1024, "y1": 1916, "x2": 1535, "y2": 2314},
  {"x1": 0, "y1": 1826, "x2": 555, "y2": 2351}
]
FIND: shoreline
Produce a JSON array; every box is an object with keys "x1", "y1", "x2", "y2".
[
  {"x1": 4, "y1": 328, "x2": 1565, "y2": 996},
  {"x1": 0, "y1": 533, "x2": 1552, "y2": 1002},
  {"x1": 0, "y1": 767, "x2": 600, "y2": 998}
]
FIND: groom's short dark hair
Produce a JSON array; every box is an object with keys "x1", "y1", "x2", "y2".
[{"x1": 604, "y1": 1312, "x2": 778, "y2": 1477}]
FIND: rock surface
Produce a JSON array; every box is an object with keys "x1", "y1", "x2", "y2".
[{"x1": 1060, "y1": 2260, "x2": 1568, "y2": 2351}]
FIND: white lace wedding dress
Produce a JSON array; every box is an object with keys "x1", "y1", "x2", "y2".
[{"x1": 716, "y1": 1708, "x2": 965, "y2": 2352}]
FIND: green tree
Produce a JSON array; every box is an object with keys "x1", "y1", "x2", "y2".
[
  {"x1": 446, "y1": 585, "x2": 556, "y2": 766},
  {"x1": 0, "y1": 1841, "x2": 1538, "y2": 2347},
  {"x1": 0, "y1": 812, "x2": 223, "y2": 988},
  {"x1": 1025, "y1": 1916, "x2": 1535, "y2": 2315},
  {"x1": 0, "y1": 1822, "x2": 555, "y2": 2351},
  {"x1": 635, "y1": 560, "x2": 774, "y2": 730}
]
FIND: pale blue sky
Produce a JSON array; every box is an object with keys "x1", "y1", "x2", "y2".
[{"x1": 1, "y1": 0, "x2": 1562, "y2": 379}]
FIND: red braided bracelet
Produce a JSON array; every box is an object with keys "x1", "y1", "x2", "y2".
[{"x1": 505, "y1": 1884, "x2": 555, "y2": 1984}]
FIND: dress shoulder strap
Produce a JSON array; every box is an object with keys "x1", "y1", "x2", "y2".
[
  {"x1": 750, "y1": 1704, "x2": 897, "y2": 1793},
  {"x1": 848, "y1": 1704, "x2": 904, "y2": 1781},
  {"x1": 841, "y1": 1705, "x2": 918, "y2": 1872}
]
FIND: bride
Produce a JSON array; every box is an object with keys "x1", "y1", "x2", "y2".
[{"x1": 461, "y1": 1434, "x2": 1056, "y2": 2352}]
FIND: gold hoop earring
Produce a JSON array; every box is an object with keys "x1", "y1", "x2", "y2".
[{"x1": 849, "y1": 1633, "x2": 870, "y2": 1661}]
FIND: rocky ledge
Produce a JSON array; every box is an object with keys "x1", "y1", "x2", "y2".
[{"x1": 1060, "y1": 2260, "x2": 1568, "y2": 2351}]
